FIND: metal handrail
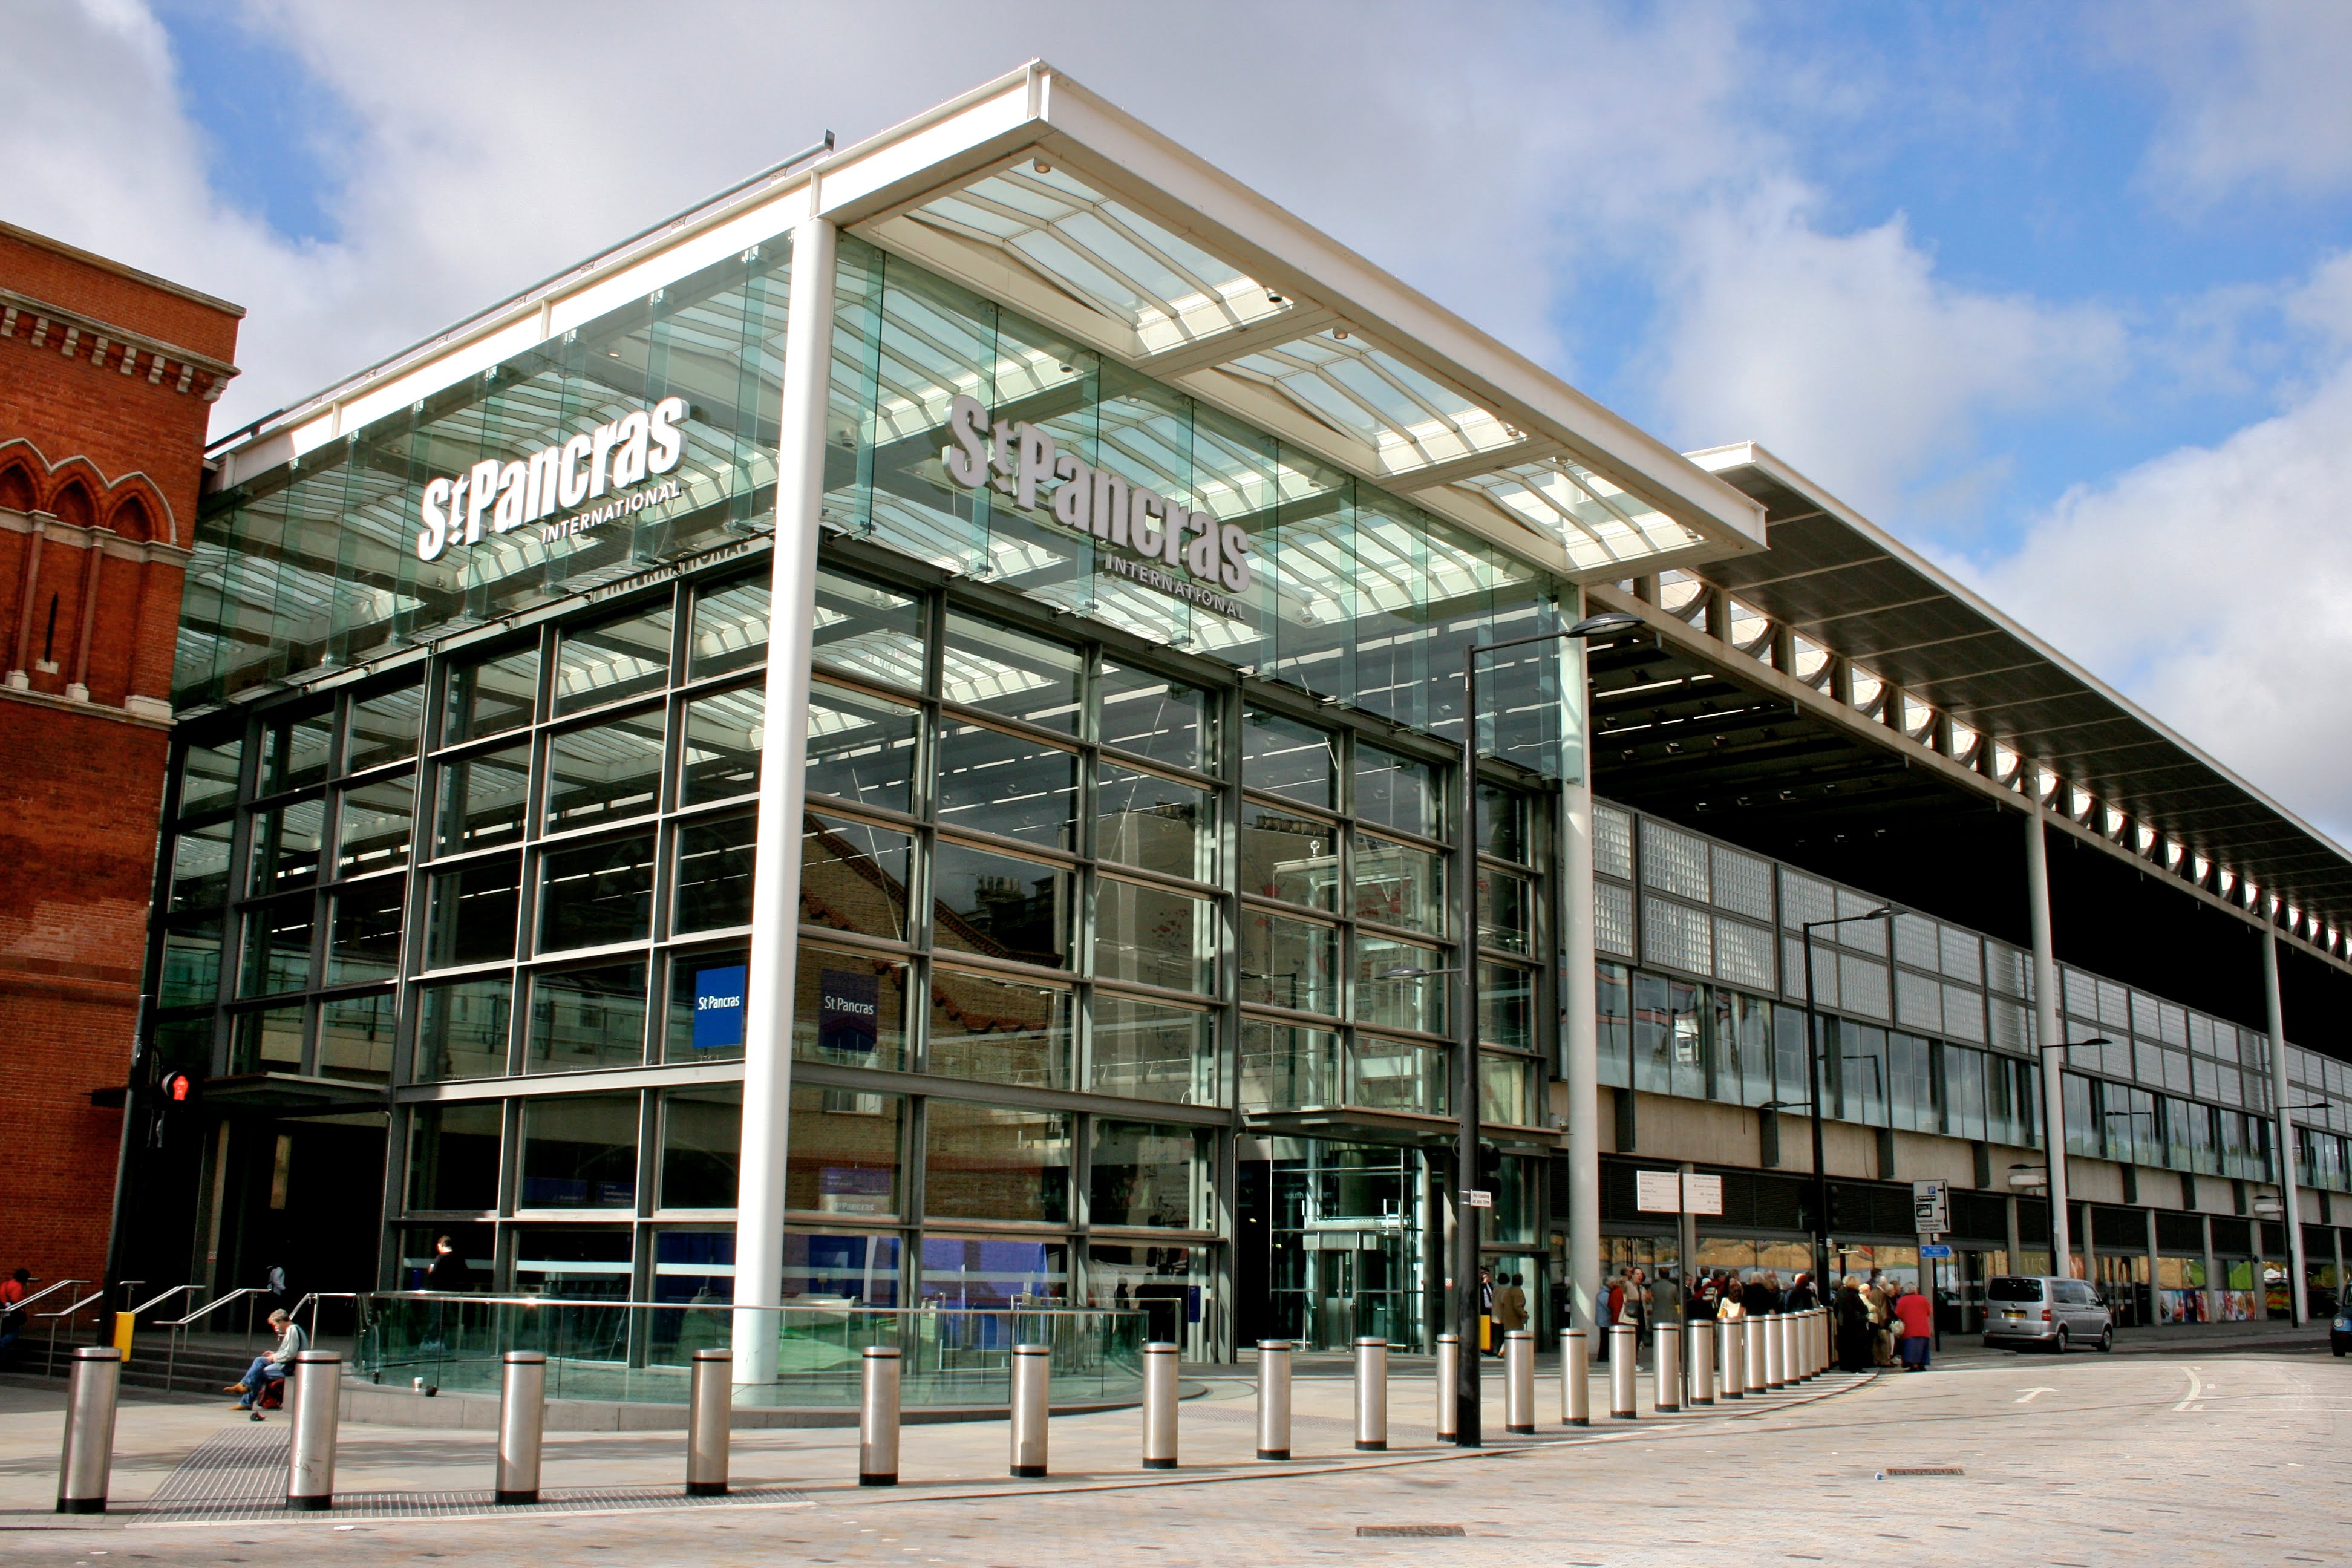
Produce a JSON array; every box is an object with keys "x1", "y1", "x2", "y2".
[
  {"x1": 292, "y1": 1291, "x2": 359, "y2": 1341},
  {"x1": 372, "y1": 1292, "x2": 1124, "y2": 1313},
  {"x1": 125, "y1": 1283, "x2": 198, "y2": 1319},
  {"x1": 37, "y1": 1290, "x2": 106, "y2": 1378},
  {"x1": 2, "y1": 1278, "x2": 87, "y2": 1316},
  {"x1": 162, "y1": 1286, "x2": 269, "y2": 1393}
]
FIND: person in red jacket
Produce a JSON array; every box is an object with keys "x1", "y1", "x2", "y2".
[{"x1": 1892, "y1": 1283, "x2": 1935, "y2": 1370}]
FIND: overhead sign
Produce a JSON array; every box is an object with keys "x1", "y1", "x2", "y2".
[
  {"x1": 1635, "y1": 1171, "x2": 1682, "y2": 1213},
  {"x1": 691, "y1": 964, "x2": 746, "y2": 1051},
  {"x1": 1919, "y1": 1243, "x2": 1954, "y2": 1260},
  {"x1": 416, "y1": 394, "x2": 689, "y2": 561},
  {"x1": 939, "y1": 395, "x2": 1255, "y2": 618},
  {"x1": 1912, "y1": 1178, "x2": 1950, "y2": 1236},
  {"x1": 1682, "y1": 1172, "x2": 1724, "y2": 1216}
]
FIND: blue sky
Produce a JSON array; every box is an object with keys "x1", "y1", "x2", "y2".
[{"x1": 17, "y1": 1, "x2": 2352, "y2": 833}]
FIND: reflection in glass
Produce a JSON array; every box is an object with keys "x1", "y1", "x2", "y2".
[
  {"x1": 518, "y1": 1094, "x2": 639, "y2": 1207},
  {"x1": 944, "y1": 612, "x2": 1079, "y2": 731},
  {"x1": 248, "y1": 799, "x2": 325, "y2": 892},
  {"x1": 1353, "y1": 832, "x2": 1445, "y2": 935},
  {"x1": 160, "y1": 920, "x2": 223, "y2": 1008},
  {"x1": 1633, "y1": 971, "x2": 1705, "y2": 1099},
  {"x1": 918, "y1": 1234, "x2": 1063, "y2": 1310},
  {"x1": 238, "y1": 900, "x2": 312, "y2": 996},
  {"x1": 923, "y1": 1100, "x2": 1072, "y2": 1223},
  {"x1": 690, "y1": 578, "x2": 768, "y2": 680},
  {"x1": 346, "y1": 683, "x2": 425, "y2": 774},
  {"x1": 1352, "y1": 1036, "x2": 1449, "y2": 1114},
  {"x1": 800, "y1": 815, "x2": 911, "y2": 940},
  {"x1": 1239, "y1": 1018, "x2": 1339, "y2": 1110},
  {"x1": 792, "y1": 943, "x2": 912, "y2": 1071},
  {"x1": 1480, "y1": 1053, "x2": 1539, "y2": 1126},
  {"x1": 789, "y1": 1085, "x2": 904, "y2": 1215},
  {"x1": 1096, "y1": 765, "x2": 1213, "y2": 881},
  {"x1": 675, "y1": 815, "x2": 756, "y2": 932},
  {"x1": 1092, "y1": 995, "x2": 1216, "y2": 1104},
  {"x1": 434, "y1": 745, "x2": 529, "y2": 853},
  {"x1": 444, "y1": 647, "x2": 538, "y2": 744},
  {"x1": 680, "y1": 684, "x2": 762, "y2": 804},
  {"x1": 318, "y1": 990, "x2": 396, "y2": 1083},
  {"x1": 1355, "y1": 745, "x2": 1440, "y2": 837},
  {"x1": 406, "y1": 1101, "x2": 500, "y2": 1211},
  {"x1": 555, "y1": 606, "x2": 672, "y2": 715},
  {"x1": 1095, "y1": 878, "x2": 1214, "y2": 994},
  {"x1": 936, "y1": 721, "x2": 1077, "y2": 849},
  {"x1": 414, "y1": 975, "x2": 512, "y2": 1080},
  {"x1": 816, "y1": 569, "x2": 926, "y2": 688},
  {"x1": 425, "y1": 854, "x2": 520, "y2": 967},
  {"x1": 1480, "y1": 866, "x2": 1532, "y2": 954},
  {"x1": 337, "y1": 776, "x2": 414, "y2": 878},
  {"x1": 1239, "y1": 804, "x2": 1338, "y2": 909},
  {"x1": 1478, "y1": 785, "x2": 1528, "y2": 863},
  {"x1": 512, "y1": 1227, "x2": 633, "y2": 1298},
  {"x1": 928, "y1": 968, "x2": 1073, "y2": 1088},
  {"x1": 546, "y1": 708, "x2": 666, "y2": 831},
  {"x1": 178, "y1": 740, "x2": 243, "y2": 816},
  {"x1": 932, "y1": 840, "x2": 1069, "y2": 968},
  {"x1": 1479, "y1": 962, "x2": 1535, "y2": 1050},
  {"x1": 528, "y1": 962, "x2": 649, "y2": 1072},
  {"x1": 1243, "y1": 710, "x2": 1335, "y2": 806},
  {"x1": 232, "y1": 1004, "x2": 304, "y2": 1072},
  {"x1": 660, "y1": 1085, "x2": 741, "y2": 1209},
  {"x1": 262, "y1": 713, "x2": 334, "y2": 794},
  {"x1": 538, "y1": 833, "x2": 657, "y2": 950},
  {"x1": 327, "y1": 877, "x2": 405, "y2": 984},
  {"x1": 169, "y1": 819, "x2": 234, "y2": 911},
  {"x1": 1099, "y1": 661, "x2": 1214, "y2": 773},
  {"x1": 1089, "y1": 1122, "x2": 1210, "y2": 1229},
  {"x1": 806, "y1": 683, "x2": 921, "y2": 814},
  {"x1": 1239, "y1": 910, "x2": 1338, "y2": 1015},
  {"x1": 1355, "y1": 935, "x2": 1446, "y2": 1034}
]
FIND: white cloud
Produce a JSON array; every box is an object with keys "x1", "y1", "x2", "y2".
[
  {"x1": 1647, "y1": 183, "x2": 2128, "y2": 520},
  {"x1": 1973, "y1": 273, "x2": 2352, "y2": 838},
  {"x1": 2115, "y1": 0, "x2": 2352, "y2": 205}
]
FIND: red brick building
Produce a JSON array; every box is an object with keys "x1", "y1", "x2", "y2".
[{"x1": 0, "y1": 221, "x2": 240, "y2": 1300}]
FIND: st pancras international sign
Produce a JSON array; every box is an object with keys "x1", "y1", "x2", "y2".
[{"x1": 416, "y1": 395, "x2": 690, "y2": 561}]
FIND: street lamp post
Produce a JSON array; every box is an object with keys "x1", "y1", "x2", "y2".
[
  {"x1": 1797, "y1": 908, "x2": 1889, "y2": 1287},
  {"x1": 1448, "y1": 610, "x2": 1636, "y2": 1449}
]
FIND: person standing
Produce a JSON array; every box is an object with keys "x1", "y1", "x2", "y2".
[
  {"x1": 1479, "y1": 1265, "x2": 1498, "y2": 1357},
  {"x1": 1835, "y1": 1278, "x2": 1873, "y2": 1372},
  {"x1": 1893, "y1": 1282, "x2": 1933, "y2": 1370},
  {"x1": 0, "y1": 1268, "x2": 29, "y2": 1365},
  {"x1": 1869, "y1": 1278, "x2": 1897, "y2": 1366},
  {"x1": 1495, "y1": 1272, "x2": 1528, "y2": 1339},
  {"x1": 422, "y1": 1235, "x2": 474, "y2": 1292},
  {"x1": 1785, "y1": 1271, "x2": 1817, "y2": 1312}
]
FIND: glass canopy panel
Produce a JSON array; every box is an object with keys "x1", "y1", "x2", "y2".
[
  {"x1": 1452, "y1": 458, "x2": 1700, "y2": 572},
  {"x1": 1223, "y1": 332, "x2": 1524, "y2": 479},
  {"x1": 904, "y1": 163, "x2": 1286, "y2": 354}
]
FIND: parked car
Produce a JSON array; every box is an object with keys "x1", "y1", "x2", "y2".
[{"x1": 1983, "y1": 1275, "x2": 2113, "y2": 1353}]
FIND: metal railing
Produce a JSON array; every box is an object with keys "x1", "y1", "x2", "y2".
[
  {"x1": 38, "y1": 1289, "x2": 106, "y2": 1377},
  {"x1": 160, "y1": 1287, "x2": 269, "y2": 1393},
  {"x1": 292, "y1": 1292, "x2": 361, "y2": 1342}
]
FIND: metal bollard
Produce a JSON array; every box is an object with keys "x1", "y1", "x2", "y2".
[
  {"x1": 1503, "y1": 1330, "x2": 1535, "y2": 1434},
  {"x1": 860, "y1": 1346, "x2": 901, "y2": 1486},
  {"x1": 687, "y1": 1348, "x2": 731, "y2": 1497},
  {"x1": 1653, "y1": 1322, "x2": 1682, "y2": 1413},
  {"x1": 286, "y1": 1350, "x2": 341, "y2": 1511},
  {"x1": 1142, "y1": 1342, "x2": 1179, "y2": 1470},
  {"x1": 496, "y1": 1350, "x2": 547, "y2": 1505},
  {"x1": 1763, "y1": 1312, "x2": 1785, "y2": 1388},
  {"x1": 1743, "y1": 1312, "x2": 1767, "y2": 1394},
  {"x1": 1560, "y1": 1328, "x2": 1590, "y2": 1425},
  {"x1": 1690, "y1": 1317, "x2": 1715, "y2": 1405},
  {"x1": 1803, "y1": 1310, "x2": 1820, "y2": 1379},
  {"x1": 1786, "y1": 1311, "x2": 1804, "y2": 1383},
  {"x1": 1256, "y1": 1341, "x2": 1292, "y2": 1460},
  {"x1": 1353, "y1": 1337, "x2": 1388, "y2": 1451},
  {"x1": 1607, "y1": 1324, "x2": 1637, "y2": 1417},
  {"x1": 1010, "y1": 1343, "x2": 1050, "y2": 1478},
  {"x1": 1434, "y1": 1333, "x2": 1459, "y2": 1441},
  {"x1": 55, "y1": 1345, "x2": 121, "y2": 1515},
  {"x1": 1719, "y1": 1318, "x2": 1743, "y2": 1399}
]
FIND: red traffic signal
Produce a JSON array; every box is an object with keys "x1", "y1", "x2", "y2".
[{"x1": 160, "y1": 1072, "x2": 193, "y2": 1103}]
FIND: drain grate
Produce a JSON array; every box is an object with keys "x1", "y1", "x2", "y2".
[
  {"x1": 1884, "y1": 1466, "x2": 1965, "y2": 1477},
  {"x1": 1359, "y1": 1525, "x2": 1468, "y2": 1538}
]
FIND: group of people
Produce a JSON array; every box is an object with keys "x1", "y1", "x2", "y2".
[{"x1": 1592, "y1": 1264, "x2": 1935, "y2": 1372}]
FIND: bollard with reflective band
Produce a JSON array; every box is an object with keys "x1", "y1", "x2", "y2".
[
  {"x1": 1607, "y1": 1324, "x2": 1638, "y2": 1417},
  {"x1": 1434, "y1": 1334, "x2": 1459, "y2": 1441},
  {"x1": 1690, "y1": 1317, "x2": 1715, "y2": 1405},
  {"x1": 1803, "y1": 1310, "x2": 1820, "y2": 1378},
  {"x1": 860, "y1": 1346, "x2": 901, "y2": 1485},
  {"x1": 1785, "y1": 1312, "x2": 1803, "y2": 1384},
  {"x1": 1653, "y1": 1322, "x2": 1682, "y2": 1413},
  {"x1": 286, "y1": 1351, "x2": 341, "y2": 1511},
  {"x1": 1503, "y1": 1330, "x2": 1535, "y2": 1434},
  {"x1": 1256, "y1": 1341, "x2": 1293, "y2": 1460},
  {"x1": 1743, "y1": 1312, "x2": 1767, "y2": 1394},
  {"x1": 1816, "y1": 1308, "x2": 1829, "y2": 1375},
  {"x1": 1009, "y1": 1344, "x2": 1050, "y2": 1478},
  {"x1": 687, "y1": 1348, "x2": 731, "y2": 1497},
  {"x1": 496, "y1": 1350, "x2": 547, "y2": 1505},
  {"x1": 1142, "y1": 1342, "x2": 1179, "y2": 1470},
  {"x1": 1763, "y1": 1312, "x2": 1786, "y2": 1388},
  {"x1": 1560, "y1": 1329, "x2": 1590, "y2": 1426},
  {"x1": 1353, "y1": 1337, "x2": 1388, "y2": 1451},
  {"x1": 55, "y1": 1345, "x2": 121, "y2": 1515},
  {"x1": 1718, "y1": 1318, "x2": 1743, "y2": 1399}
]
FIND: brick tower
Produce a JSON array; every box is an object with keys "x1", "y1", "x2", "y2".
[{"x1": 0, "y1": 220, "x2": 240, "y2": 1301}]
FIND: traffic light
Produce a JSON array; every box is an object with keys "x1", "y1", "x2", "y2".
[
  {"x1": 1825, "y1": 1186, "x2": 1849, "y2": 1234},
  {"x1": 160, "y1": 1071, "x2": 193, "y2": 1103}
]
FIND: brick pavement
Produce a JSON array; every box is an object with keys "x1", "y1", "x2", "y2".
[{"x1": 2, "y1": 1344, "x2": 2344, "y2": 1564}]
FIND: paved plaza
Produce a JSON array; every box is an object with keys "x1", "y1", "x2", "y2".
[{"x1": 3, "y1": 1338, "x2": 2347, "y2": 1566}]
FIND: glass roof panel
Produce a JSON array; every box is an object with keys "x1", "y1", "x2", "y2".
[
  {"x1": 1454, "y1": 457, "x2": 1700, "y2": 571},
  {"x1": 1223, "y1": 331, "x2": 1523, "y2": 477}
]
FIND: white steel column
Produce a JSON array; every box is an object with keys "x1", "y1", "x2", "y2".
[
  {"x1": 1557, "y1": 624, "x2": 1601, "y2": 1338},
  {"x1": 2262, "y1": 929, "x2": 2309, "y2": 1325},
  {"x1": 731, "y1": 213, "x2": 838, "y2": 1385},
  {"x1": 2025, "y1": 799, "x2": 2072, "y2": 1273}
]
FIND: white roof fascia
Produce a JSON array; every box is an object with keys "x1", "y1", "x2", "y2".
[{"x1": 1687, "y1": 439, "x2": 2352, "y2": 869}]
